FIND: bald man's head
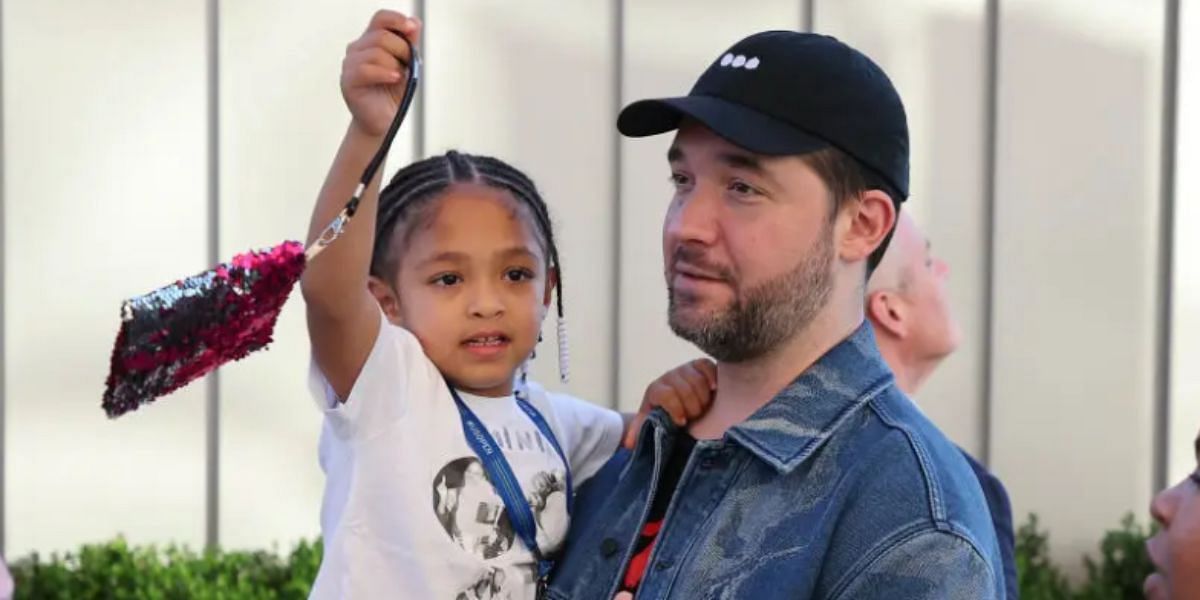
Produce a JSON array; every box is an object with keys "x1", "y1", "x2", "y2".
[{"x1": 865, "y1": 212, "x2": 960, "y2": 393}]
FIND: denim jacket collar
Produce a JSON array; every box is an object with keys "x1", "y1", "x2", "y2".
[{"x1": 643, "y1": 321, "x2": 895, "y2": 474}]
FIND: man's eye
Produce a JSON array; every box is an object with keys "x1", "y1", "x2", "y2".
[{"x1": 728, "y1": 180, "x2": 761, "y2": 197}]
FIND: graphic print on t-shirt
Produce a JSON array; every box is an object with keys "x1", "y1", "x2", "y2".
[
  {"x1": 433, "y1": 420, "x2": 573, "y2": 598},
  {"x1": 454, "y1": 567, "x2": 509, "y2": 600},
  {"x1": 433, "y1": 457, "x2": 516, "y2": 559}
]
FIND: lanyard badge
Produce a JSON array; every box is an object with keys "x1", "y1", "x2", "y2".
[{"x1": 450, "y1": 383, "x2": 574, "y2": 597}]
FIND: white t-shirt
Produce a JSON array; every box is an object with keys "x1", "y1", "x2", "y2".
[{"x1": 309, "y1": 311, "x2": 623, "y2": 600}]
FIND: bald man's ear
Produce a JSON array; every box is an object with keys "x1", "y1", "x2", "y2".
[{"x1": 866, "y1": 290, "x2": 909, "y2": 339}]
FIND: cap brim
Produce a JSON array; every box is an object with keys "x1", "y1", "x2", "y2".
[{"x1": 617, "y1": 95, "x2": 829, "y2": 156}]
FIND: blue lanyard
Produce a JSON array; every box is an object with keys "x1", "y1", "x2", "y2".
[{"x1": 449, "y1": 384, "x2": 574, "y2": 582}]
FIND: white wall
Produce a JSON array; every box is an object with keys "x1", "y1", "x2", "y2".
[
  {"x1": 4, "y1": 0, "x2": 209, "y2": 555},
  {"x1": 1170, "y1": 0, "x2": 1200, "y2": 485},
  {"x1": 991, "y1": 0, "x2": 1164, "y2": 568}
]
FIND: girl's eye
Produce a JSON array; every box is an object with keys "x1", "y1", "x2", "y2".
[
  {"x1": 505, "y1": 268, "x2": 534, "y2": 282},
  {"x1": 669, "y1": 172, "x2": 692, "y2": 188},
  {"x1": 432, "y1": 273, "x2": 461, "y2": 286}
]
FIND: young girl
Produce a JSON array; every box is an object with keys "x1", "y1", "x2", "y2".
[{"x1": 301, "y1": 11, "x2": 714, "y2": 599}]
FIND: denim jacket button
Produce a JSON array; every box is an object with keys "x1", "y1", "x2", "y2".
[{"x1": 600, "y1": 538, "x2": 620, "y2": 558}]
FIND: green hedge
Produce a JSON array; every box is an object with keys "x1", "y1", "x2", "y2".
[
  {"x1": 9, "y1": 538, "x2": 321, "y2": 599},
  {"x1": 6, "y1": 514, "x2": 1155, "y2": 598},
  {"x1": 1018, "y1": 513, "x2": 1156, "y2": 599}
]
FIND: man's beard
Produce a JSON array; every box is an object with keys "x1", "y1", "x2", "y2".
[{"x1": 668, "y1": 227, "x2": 835, "y2": 363}]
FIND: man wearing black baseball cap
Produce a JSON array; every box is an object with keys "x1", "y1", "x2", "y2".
[{"x1": 548, "y1": 32, "x2": 1004, "y2": 599}]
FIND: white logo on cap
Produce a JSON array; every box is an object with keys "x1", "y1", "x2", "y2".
[{"x1": 718, "y1": 53, "x2": 761, "y2": 70}]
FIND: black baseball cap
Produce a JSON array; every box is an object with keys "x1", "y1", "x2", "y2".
[{"x1": 618, "y1": 31, "x2": 910, "y2": 200}]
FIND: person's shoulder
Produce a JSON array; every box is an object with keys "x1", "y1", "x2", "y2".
[
  {"x1": 864, "y1": 389, "x2": 981, "y2": 485},
  {"x1": 520, "y1": 380, "x2": 620, "y2": 445},
  {"x1": 522, "y1": 380, "x2": 623, "y2": 481},
  {"x1": 858, "y1": 389, "x2": 1000, "y2": 544},
  {"x1": 826, "y1": 527, "x2": 1002, "y2": 600},
  {"x1": 350, "y1": 316, "x2": 444, "y2": 396},
  {"x1": 958, "y1": 450, "x2": 1012, "y2": 504},
  {"x1": 309, "y1": 311, "x2": 447, "y2": 440},
  {"x1": 822, "y1": 391, "x2": 1003, "y2": 595},
  {"x1": 376, "y1": 315, "x2": 425, "y2": 351},
  {"x1": 524, "y1": 380, "x2": 612, "y2": 418},
  {"x1": 956, "y1": 450, "x2": 1018, "y2": 599},
  {"x1": 957, "y1": 449, "x2": 1015, "y2": 533}
]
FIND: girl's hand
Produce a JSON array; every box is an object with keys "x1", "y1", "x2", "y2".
[{"x1": 341, "y1": 10, "x2": 421, "y2": 138}]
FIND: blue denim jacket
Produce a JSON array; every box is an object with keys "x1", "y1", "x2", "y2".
[
  {"x1": 960, "y1": 452, "x2": 1017, "y2": 599},
  {"x1": 549, "y1": 324, "x2": 1004, "y2": 599}
]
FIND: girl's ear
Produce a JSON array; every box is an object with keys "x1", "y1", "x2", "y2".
[{"x1": 368, "y1": 275, "x2": 404, "y2": 326}]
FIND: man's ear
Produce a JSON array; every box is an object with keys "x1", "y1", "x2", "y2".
[
  {"x1": 838, "y1": 189, "x2": 897, "y2": 264},
  {"x1": 368, "y1": 275, "x2": 403, "y2": 326},
  {"x1": 866, "y1": 289, "x2": 910, "y2": 339}
]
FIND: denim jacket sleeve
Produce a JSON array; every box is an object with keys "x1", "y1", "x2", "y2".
[{"x1": 829, "y1": 528, "x2": 1000, "y2": 600}]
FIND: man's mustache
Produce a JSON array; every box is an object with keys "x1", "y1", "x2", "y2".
[{"x1": 669, "y1": 245, "x2": 735, "y2": 282}]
